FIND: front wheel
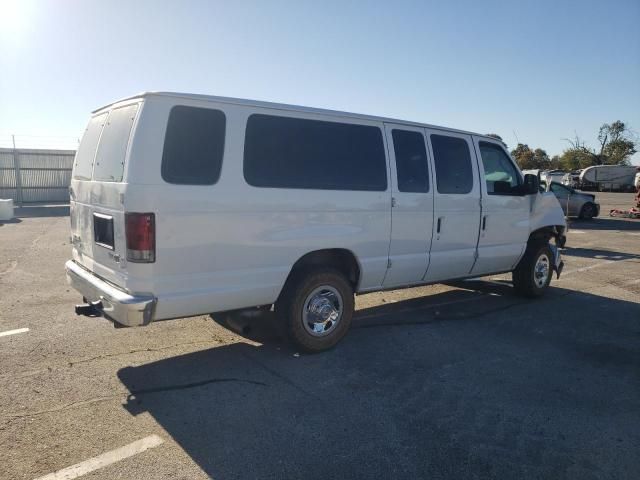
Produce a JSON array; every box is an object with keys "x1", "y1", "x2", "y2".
[
  {"x1": 275, "y1": 269, "x2": 354, "y2": 353},
  {"x1": 579, "y1": 203, "x2": 596, "y2": 220},
  {"x1": 512, "y1": 242, "x2": 553, "y2": 298}
]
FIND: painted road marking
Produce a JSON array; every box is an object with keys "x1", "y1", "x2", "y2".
[
  {"x1": 569, "y1": 230, "x2": 586, "y2": 234},
  {"x1": 34, "y1": 435, "x2": 164, "y2": 480},
  {"x1": 0, "y1": 327, "x2": 29, "y2": 338},
  {"x1": 560, "y1": 260, "x2": 616, "y2": 277}
]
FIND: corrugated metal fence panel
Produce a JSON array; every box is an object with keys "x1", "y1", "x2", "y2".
[
  {"x1": 0, "y1": 148, "x2": 75, "y2": 203},
  {"x1": 0, "y1": 150, "x2": 18, "y2": 201}
]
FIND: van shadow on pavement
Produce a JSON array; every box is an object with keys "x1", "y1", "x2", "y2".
[
  {"x1": 561, "y1": 246, "x2": 640, "y2": 262},
  {"x1": 569, "y1": 217, "x2": 640, "y2": 231},
  {"x1": 118, "y1": 282, "x2": 640, "y2": 480}
]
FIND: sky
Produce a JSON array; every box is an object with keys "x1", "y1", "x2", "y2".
[{"x1": 0, "y1": 0, "x2": 639, "y2": 164}]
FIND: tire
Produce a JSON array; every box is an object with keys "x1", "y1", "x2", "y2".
[
  {"x1": 557, "y1": 235, "x2": 567, "y2": 249},
  {"x1": 275, "y1": 269, "x2": 354, "y2": 353},
  {"x1": 579, "y1": 203, "x2": 596, "y2": 220},
  {"x1": 512, "y1": 242, "x2": 553, "y2": 298}
]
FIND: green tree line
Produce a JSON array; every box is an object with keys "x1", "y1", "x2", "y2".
[{"x1": 490, "y1": 121, "x2": 637, "y2": 171}]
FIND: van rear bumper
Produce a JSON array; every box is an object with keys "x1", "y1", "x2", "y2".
[{"x1": 65, "y1": 260, "x2": 156, "y2": 327}]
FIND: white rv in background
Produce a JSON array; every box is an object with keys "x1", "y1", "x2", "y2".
[{"x1": 579, "y1": 165, "x2": 637, "y2": 192}]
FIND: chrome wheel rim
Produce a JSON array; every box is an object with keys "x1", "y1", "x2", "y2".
[
  {"x1": 302, "y1": 285, "x2": 343, "y2": 337},
  {"x1": 534, "y1": 253, "x2": 550, "y2": 288}
]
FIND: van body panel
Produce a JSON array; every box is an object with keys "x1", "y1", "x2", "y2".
[
  {"x1": 67, "y1": 91, "x2": 566, "y2": 328},
  {"x1": 119, "y1": 97, "x2": 391, "y2": 319},
  {"x1": 69, "y1": 99, "x2": 142, "y2": 289},
  {"x1": 470, "y1": 136, "x2": 531, "y2": 274},
  {"x1": 381, "y1": 123, "x2": 434, "y2": 287},
  {"x1": 530, "y1": 192, "x2": 566, "y2": 233},
  {"x1": 422, "y1": 130, "x2": 482, "y2": 282}
]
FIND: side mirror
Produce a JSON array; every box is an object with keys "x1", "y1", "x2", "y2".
[{"x1": 523, "y1": 174, "x2": 540, "y2": 195}]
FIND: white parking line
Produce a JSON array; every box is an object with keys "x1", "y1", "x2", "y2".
[
  {"x1": 34, "y1": 434, "x2": 164, "y2": 480},
  {"x1": 560, "y1": 260, "x2": 615, "y2": 277},
  {"x1": 0, "y1": 327, "x2": 29, "y2": 338}
]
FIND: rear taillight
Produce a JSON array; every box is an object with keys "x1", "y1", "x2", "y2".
[{"x1": 125, "y1": 213, "x2": 155, "y2": 263}]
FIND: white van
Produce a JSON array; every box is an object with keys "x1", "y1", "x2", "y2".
[{"x1": 66, "y1": 92, "x2": 566, "y2": 352}]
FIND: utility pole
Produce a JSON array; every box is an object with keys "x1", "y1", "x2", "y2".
[{"x1": 12, "y1": 134, "x2": 23, "y2": 206}]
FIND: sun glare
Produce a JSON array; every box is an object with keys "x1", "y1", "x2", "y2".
[{"x1": 0, "y1": 0, "x2": 36, "y2": 45}]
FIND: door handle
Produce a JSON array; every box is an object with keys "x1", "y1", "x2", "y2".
[
  {"x1": 482, "y1": 215, "x2": 488, "y2": 230},
  {"x1": 437, "y1": 217, "x2": 444, "y2": 234}
]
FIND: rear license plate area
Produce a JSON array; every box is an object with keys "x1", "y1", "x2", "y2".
[{"x1": 93, "y1": 213, "x2": 114, "y2": 250}]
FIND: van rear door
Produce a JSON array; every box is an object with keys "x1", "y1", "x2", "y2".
[{"x1": 70, "y1": 102, "x2": 140, "y2": 288}]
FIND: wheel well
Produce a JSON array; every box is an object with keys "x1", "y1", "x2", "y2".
[
  {"x1": 529, "y1": 225, "x2": 563, "y2": 244},
  {"x1": 284, "y1": 249, "x2": 361, "y2": 290}
]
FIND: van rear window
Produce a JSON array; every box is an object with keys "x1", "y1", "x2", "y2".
[
  {"x1": 93, "y1": 104, "x2": 139, "y2": 182},
  {"x1": 161, "y1": 106, "x2": 226, "y2": 185},
  {"x1": 73, "y1": 113, "x2": 107, "y2": 180},
  {"x1": 243, "y1": 114, "x2": 387, "y2": 191}
]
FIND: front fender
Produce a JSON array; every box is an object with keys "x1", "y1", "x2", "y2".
[{"x1": 530, "y1": 192, "x2": 566, "y2": 232}]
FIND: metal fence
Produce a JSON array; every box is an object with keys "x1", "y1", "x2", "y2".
[{"x1": 0, "y1": 148, "x2": 75, "y2": 204}]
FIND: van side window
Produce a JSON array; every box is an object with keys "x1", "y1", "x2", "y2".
[
  {"x1": 93, "y1": 104, "x2": 139, "y2": 182},
  {"x1": 73, "y1": 113, "x2": 107, "y2": 180},
  {"x1": 244, "y1": 114, "x2": 387, "y2": 191},
  {"x1": 430, "y1": 134, "x2": 473, "y2": 194},
  {"x1": 478, "y1": 141, "x2": 521, "y2": 195},
  {"x1": 161, "y1": 106, "x2": 226, "y2": 185},
  {"x1": 392, "y1": 129, "x2": 429, "y2": 193}
]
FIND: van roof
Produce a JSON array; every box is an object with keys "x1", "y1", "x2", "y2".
[{"x1": 95, "y1": 91, "x2": 496, "y2": 141}]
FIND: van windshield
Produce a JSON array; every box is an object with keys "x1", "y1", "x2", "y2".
[
  {"x1": 73, "y1": 113, "x2": 107, "y2": 180},
  {"x1": 92, "y1": 104, "x2": 139, "y2": 182}
]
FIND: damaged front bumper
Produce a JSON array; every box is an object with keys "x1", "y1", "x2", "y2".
[{"x1": 549, "y1": 243, "x2": 564, "y2": 278}]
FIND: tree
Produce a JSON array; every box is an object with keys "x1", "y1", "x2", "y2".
[
  {"x1": 598, "y1": 121, "x2": 636, "y2": 165},
  {"x1": 533, "y1": 148, "x2": 550, "y2": 168},
  {"x1": 511, "y1": 143, "x2": 535, "y2": 169},
  {"x1": 558, "y1": 148, "x2": 594, "y2": 171},
  {"x1": 560, "y1": 121, "x2": 637, "y2": 167},
  {"x1": 510, "y1": 144, "x2": 551, "y2": 170}
]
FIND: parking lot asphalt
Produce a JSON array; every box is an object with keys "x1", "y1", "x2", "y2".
[{"x1": 1, "y1": 192, "x2": 639, "y2": 480}]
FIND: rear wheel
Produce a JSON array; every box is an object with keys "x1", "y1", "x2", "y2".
[
  {"x1": 275, "y1": 269, "x2": 354, "y2": 353},
  {"x1": 579, "y1": 203, "x2": 596, "y2": 220},
  {"x1": 512, "y1": 242, "x2": 553, "y2": 298}
]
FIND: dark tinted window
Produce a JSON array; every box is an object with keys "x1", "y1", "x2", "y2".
[
  {"x1": 479, "y1": 141, "x2": 521, "y2": 194},
  {"x1": 244, "y1": 114, "x2": 387, "y2": 191},
  {"x1": 430, "y1": 134, "x2": 473, "y2": 194},
  {"x1": 161, "y1": 106, "x2": 226, "y2": 185},
  {"x1": 392, "y1": 129, "x2": 429, "y2": 193}
]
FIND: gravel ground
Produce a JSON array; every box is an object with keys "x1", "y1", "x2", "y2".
[{"x1": 0, "y1": 192, "x2": 639, "y2": 480}]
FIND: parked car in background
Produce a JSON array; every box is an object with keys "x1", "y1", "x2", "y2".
[
  {"x1": 541, "y1": 170, "x2": 567, "y2": 185},
  {"x1": 635, "y1": 171, "x2": 640, "y2": 190},
  {"x1": 562, "y1": 170, "x2": 582, "y2": 188},
  {"x1": 547, "y1": 181, "x2": 600, "y2": 219}
]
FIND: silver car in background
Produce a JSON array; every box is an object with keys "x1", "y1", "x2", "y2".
[{"x1": 547, "y1": 182, "x2": 600, "y2": 219}]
